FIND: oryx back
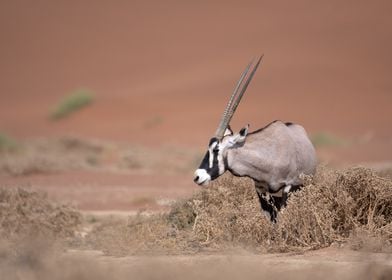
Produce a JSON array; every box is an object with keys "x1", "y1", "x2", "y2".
[{"x1": 226, "y1": 121, "x2": 316, "y2": 193}]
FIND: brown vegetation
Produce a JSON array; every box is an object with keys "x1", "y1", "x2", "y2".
[
  {"x1": 0, "y1": 137, "x2": 200, "y2": 177},
  {"x1": 86, "y1": 167, "x2": 392, "y2": 255},
  {"x1": 2, "y1": 167, "x2": 390, "y2": 256},
  {"x1": 1, "y1": 167, "x2": 392, "y2": 279},
  {"x1": 0, "y1": 187, "x2": 81, "y2": 248}
]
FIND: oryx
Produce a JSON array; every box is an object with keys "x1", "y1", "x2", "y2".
[{"x1": 193, "y1": 56, "x2": 317, "y2": 221}]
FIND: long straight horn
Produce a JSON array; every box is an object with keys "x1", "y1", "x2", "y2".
[{"x1": 215, "y1": 55, "x2": 263, "y2": 139}]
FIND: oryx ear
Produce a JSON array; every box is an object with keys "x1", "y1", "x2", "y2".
[
  {"x1": 239, "y1": 124, "x2": 249, "y2": 137},
  {"x1": 224, "y1": 125, "x2": 233, "y2": 136},
  {"x1": 226, "y1": 124, "x2": 249, "y2": 148}
]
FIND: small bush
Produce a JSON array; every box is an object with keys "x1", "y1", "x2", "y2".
[
  {"x1": 0, "y1": 187, "x2": 81, "y2": 243},
  {"x1": 0, "y1": 133, "x2": 18, "y2": 152},
  {"x1": 50, "y1": 89, "x2": 94, "y2": 120},
  {"x1": 311, "y1": 132, "x2": 348, "y2": 147},
  {"x1": 0, "y1": 137, "x2": 104, "y2": 176}
]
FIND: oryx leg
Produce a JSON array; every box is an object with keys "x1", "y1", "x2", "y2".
[
  {"x1": 255, "y1": 186, "x2": 277, "y2": 222},
  {"x1": 269, "y1": 195, "x2": 284, "y2": 211},
  {"x1": 281, "y1": 185, "x2": 292, "y2": 208}
]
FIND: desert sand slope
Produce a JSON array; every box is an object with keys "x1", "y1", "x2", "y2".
[{"x1": 0, "y1": 1, "x2": 391, "y2": 162}]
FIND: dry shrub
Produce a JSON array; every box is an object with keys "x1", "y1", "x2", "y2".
[
  {"x1": 377, "y1": 167, "x2": 392, "y2": 180},
  {"x1": 0, "y1": 137, "x2": 103, "y2": 176},
  {"x1": 87, "y1": 167, "x2": 392, "y2": 255},
  {"x1": 185, "y1": 175, "x2": 272, "y2": 250},
  {"x1": 85, "y1": 175, "x2": 266, "y2": 255},
  {"x1": 191, "y1": 166, "x2": 392, "y2": 252},
  {"x1": 0, "y1": 187, "x2": 81, "y2": 244},
  {"x1": 0, "y1": 137, "x2": 199, "y2": 176},
  {"x1": 0, "y1": 154, "x2": 63, "y2": 176},
  {"x1": 274, "y1": 167, "x2": 392, "y2": 251}
]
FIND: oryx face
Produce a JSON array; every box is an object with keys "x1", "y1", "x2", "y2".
[
  {"x1": 193, "y1": 55, "x2": 262, "y2": 186},
  {"x1": 193, "y1": 137, "x2": 224, "y2": 186},
  {"x1": 194, "y1": 126, "x2": 248, "y2": 186}
]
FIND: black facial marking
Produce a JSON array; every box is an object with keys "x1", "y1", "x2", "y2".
[
  {"x1": 285, "y1": 122, "x2": 294, "y2": 126},
  {"x1": 209, "y1": 137, "x2": 218, "y2": 146},
  {"x1": 198, "y1": 139, "x2": 221, "y2": 180},
  {"x1": 239, "y1": 127, "x2": 247, "y2": 136}
]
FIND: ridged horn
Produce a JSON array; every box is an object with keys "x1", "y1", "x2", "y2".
[{"x1": 215, "y1": 55, "x2": 263, "y2": 139}]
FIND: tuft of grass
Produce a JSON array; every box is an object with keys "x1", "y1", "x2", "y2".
[
  {"x1": 0, "y1": 133, "x2": 18, "y2": 152},
  {"x1": 143, "y1": 115, "x2": 164, "y2": 129},
  {"x1": 50, "y1": 89, "x2": 94, "y2": 120},
  {"x1": 311, "y1": 132, "x2": 348, "y2": 147}
]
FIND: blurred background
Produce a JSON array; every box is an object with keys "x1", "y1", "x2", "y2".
[{"x1": 0, "y1": 0, "x2": 391, "y2": 211}]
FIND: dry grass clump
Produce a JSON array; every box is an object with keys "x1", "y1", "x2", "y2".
[
  {"x1": 193, "y1": 167, "x2": 392, "y2": 252},
  {"x1": 84, "y1": 175, "x2": 265, "y2": 255},
  {"x1": 86, "y1": 167, "x2": 392, "y2": 255},
  {"x1": 0, "y1": 136, "x2": 199, "y2": 176},
  {"x1": 275, "y1": 167, "x2": 392, "y2": 251},
  {"x1": 0, "y1": 187, "x2": 81, "y2": 243},
  {"x1": 0, "y1": 137, "x2": 104, "y2": 176},
  {"x1": 180, "y1": 175, "x2": 271, "y2": 250},
  {"x1": 377, "y1": 167, "x2": 392, "y2": 180},
  {"x1": 0, "y1": 153, "x2": 65, "y2": 176}
]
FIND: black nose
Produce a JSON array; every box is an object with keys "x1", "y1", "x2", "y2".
[{"x1": 194, "y1": 176, "x2": 199, "y2": 182}]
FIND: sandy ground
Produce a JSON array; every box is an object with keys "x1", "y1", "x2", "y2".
[
  {"x1": 0, "y1": 170, "x2": 196, "y2": 211},
  {"x1": 63, "y1": 247, "x2": 392, "y2": 280}
]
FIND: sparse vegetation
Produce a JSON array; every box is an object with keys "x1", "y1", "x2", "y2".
[
  {"x1": 0, "y1": 137, "x2": 200, "y2": 176},
  {"x1": 1, "y1": 168, "x2": 392, "y2": 279},
  {"x1": 0, "y1": 187, "x2": 81, "y2": 242},
  {"x1": 0, "y1": 137, "x2": 104, "y2": 176},
  {"x1": 0, "y1": 133, "x2": 18, "y2": 152},
  {"x1": 311, "y1": 132, "x2": 348, "y2": 147},
  {"x1": 85, "y1": 167, "x2": 392, "y2": 255},
  {"x1": 143, "y1": 115, "x2": 164, "y2": 129},
  {"x1": 50, "y1": 88, "x2": 94, "y2": 120}
]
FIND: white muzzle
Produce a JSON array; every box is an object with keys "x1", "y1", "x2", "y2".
[{"x1": 193, "y1": 169, "x2": 211, "y2": 186}]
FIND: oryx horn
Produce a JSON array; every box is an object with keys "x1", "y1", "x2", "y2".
[{"x1": 215, "y1": 55, "x2": 263, "y2": 139}]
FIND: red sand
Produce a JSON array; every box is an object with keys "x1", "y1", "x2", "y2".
[{"x1": 1, "y1": 1, "x2": 391, "y2": 150}]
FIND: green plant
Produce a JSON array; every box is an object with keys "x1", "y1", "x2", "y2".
[
  {"x1": 50, "y1": 89, "x2": 94, "y2": 120},
  {"x1": 143, "y1": 115, "x2": 164, "y2": 129},
  {"x1": 0, "y1": 133, "x2": 18, "y2": 152},
  {"x1": 311, "y1": 132, "x2": 348, "y2": 147}
]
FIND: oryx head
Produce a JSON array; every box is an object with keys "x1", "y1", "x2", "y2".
[{"x1": 194, "y1": 56, "x2": 263, "y2": 186}]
